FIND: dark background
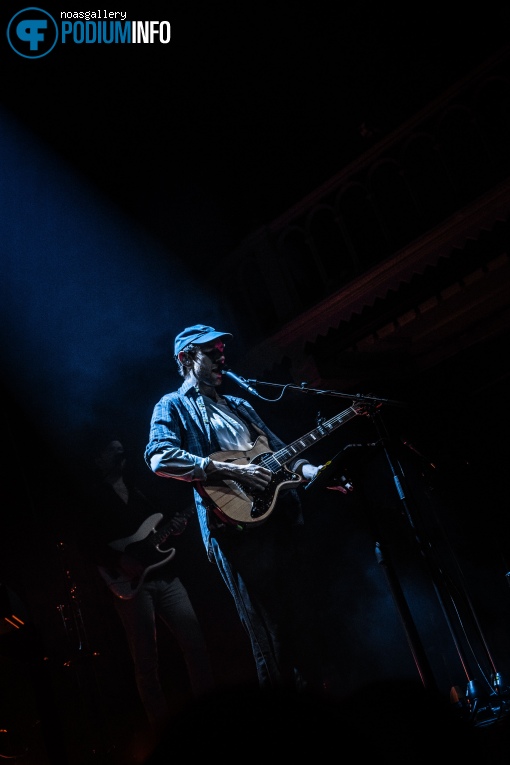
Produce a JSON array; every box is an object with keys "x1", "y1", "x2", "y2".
[
  {"x1": 2, "y1": 4, "x2": 510, "y2": 444},
  {"x1": 2, "y1": 5, "x2": 510, "y2": 265},
  {"x1": 1, "y1": 5, "x2": 510, "y2": 763}
]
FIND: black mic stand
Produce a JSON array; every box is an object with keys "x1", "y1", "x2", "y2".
[
  {"x1": 366, "y1": 407, "x2": 510, "y2": 725},
  {"x1": 242, "y1": 375, "x2": 510, "y2": 724},
  {"x1": 305, "y1": 442, "x2": 438, "y2": 691},
  {"x1": 241, "y1": 376, "x2": 438, "y2": 690}
]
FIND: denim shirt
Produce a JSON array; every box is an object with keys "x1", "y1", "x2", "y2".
[{"x1": 144, "y1": 377, "x2": 305, "y2": 555}]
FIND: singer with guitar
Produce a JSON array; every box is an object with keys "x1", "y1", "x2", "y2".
[
  {"x1": 145, "y1": 324, "x2": 354, "y2": 695},
  {"x1": 78, "y1": 432, "x2": 214, "y2": 738}
]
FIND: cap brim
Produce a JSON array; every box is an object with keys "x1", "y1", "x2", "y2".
[{"x1": 196, "y1": 331, "x2": 233, "y2": 345}]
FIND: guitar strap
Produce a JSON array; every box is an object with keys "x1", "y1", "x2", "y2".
[{"x1": 194, "y1": 387, "x2": 215, "y2": 448}]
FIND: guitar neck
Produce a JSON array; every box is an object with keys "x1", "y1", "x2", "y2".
[{"x1": 272, "y1": 405, "x2": 359, "y2": 467}]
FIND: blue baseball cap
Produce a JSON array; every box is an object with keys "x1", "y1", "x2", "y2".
[{"x1": 174, "y1": 324, "x2": 232, "y2": 357}]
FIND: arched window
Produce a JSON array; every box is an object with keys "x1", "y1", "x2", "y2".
[
  {"x1": 369, "y1": 158, "x2": 421, "y2": 249},
  {"x1": 435, "y1": 105, "x2": 493, "y2": 203},
  {"x1": 335, "y1": 183, "x2": 389, "y2": 268},
  {"x1": 473, "y1": 76, "x2": 510, "y2": 177},
  {"x1": 307, "y1": 204, "x2": 356, "y2": 292},
  {"x1": 229, "y1": 254, "x2": 278, "y2": 340},
  {"x1": 401, "y1": 132, "x2": 455, "y2": 228},
  {"x1": 277, "y1": 226, "x2": 323, "y2": 313}
]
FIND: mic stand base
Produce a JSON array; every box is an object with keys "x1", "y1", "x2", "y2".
[{"x1": 451, "y1": 676, "x2": 510, "y2": 728}]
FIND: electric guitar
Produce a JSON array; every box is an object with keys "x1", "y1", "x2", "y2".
[
  {"x1": 199, "y1": 401, "x2": 366, "y2": 527},
  {"x1": 97, "y1": 513, "x2": 176, "y2": 600}
]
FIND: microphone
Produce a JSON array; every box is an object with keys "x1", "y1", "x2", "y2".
[{"x1": 222, "y1": 367, "x2": 261, "y2": 398}]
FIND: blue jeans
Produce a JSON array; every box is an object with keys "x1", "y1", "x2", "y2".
[
  {"x1": 209, "y1": 512, "x2": 324, "y2": 691},
  {"x1": 113, "y1": 574, "x2": 214, "y2": 729}
]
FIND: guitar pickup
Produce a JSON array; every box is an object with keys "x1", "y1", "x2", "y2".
[{"x1": 223, "y1": 479, "x2": 252, "y2": 501}]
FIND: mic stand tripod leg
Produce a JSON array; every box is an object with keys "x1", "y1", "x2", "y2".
[
  {"x1": 374, "y1": 541, "x2": 438, "y2": 691},
  {"x1": 369, "y1": 409, "x2": 486, "y2": 715}
]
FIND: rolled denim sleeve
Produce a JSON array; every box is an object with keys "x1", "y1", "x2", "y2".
[
  {"x1": 149, "y1": 447, "x2": 210, "y2": 481},
  {"x1": 144, "y1": 387, "x2": 212, "y2": 482}
]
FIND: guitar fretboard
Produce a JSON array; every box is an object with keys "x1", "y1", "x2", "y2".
[{"x1": 262, "y1": 405, "x2": 360, "y2": 471}]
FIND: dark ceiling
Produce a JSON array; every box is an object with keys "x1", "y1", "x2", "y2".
[{"x1": 2, "y1": 5, "x2": 509, "y2": 261}]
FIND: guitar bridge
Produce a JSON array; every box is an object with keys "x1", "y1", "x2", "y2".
[{"x1": 224, "y1": 480, "x2": 270, "y2": 519}]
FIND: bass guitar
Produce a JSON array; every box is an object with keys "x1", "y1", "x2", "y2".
[
  {"x1": 199, "y1": 401, "x2": 366, "y2": 527},
  {"x1": 97, "y1": 513, "x2": 176, "y2": 600}
]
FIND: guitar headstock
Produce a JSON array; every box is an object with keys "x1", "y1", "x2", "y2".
[{"x1": 352, "y1": 398, "x2": 382, "y2": 417}]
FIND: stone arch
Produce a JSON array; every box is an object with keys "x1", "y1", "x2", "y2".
[
  {"x1": 276, "y1": 225, "x2": 323, "y2": 313},
  {"x1": 306, "y1": 204, "x2": 355, "y2": 293},
  {"x1": 435, "y1": 104, "x2": 493, "y2": 203},
  {"x1": 368, "y1": 158, "x2": 421, "y2": 249},
  {"x1": 229, "y1": 253, "x2": 279, "y2": 338},
  {"x1": 400, "y1": 131, "x2": 456, "y2": 227},
  {"x1": 472, "y1": 75, "x2": 510, "y2": 176},
  {"x1": 334, "y1": 182, "x2": 389, "y2": 269}
]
